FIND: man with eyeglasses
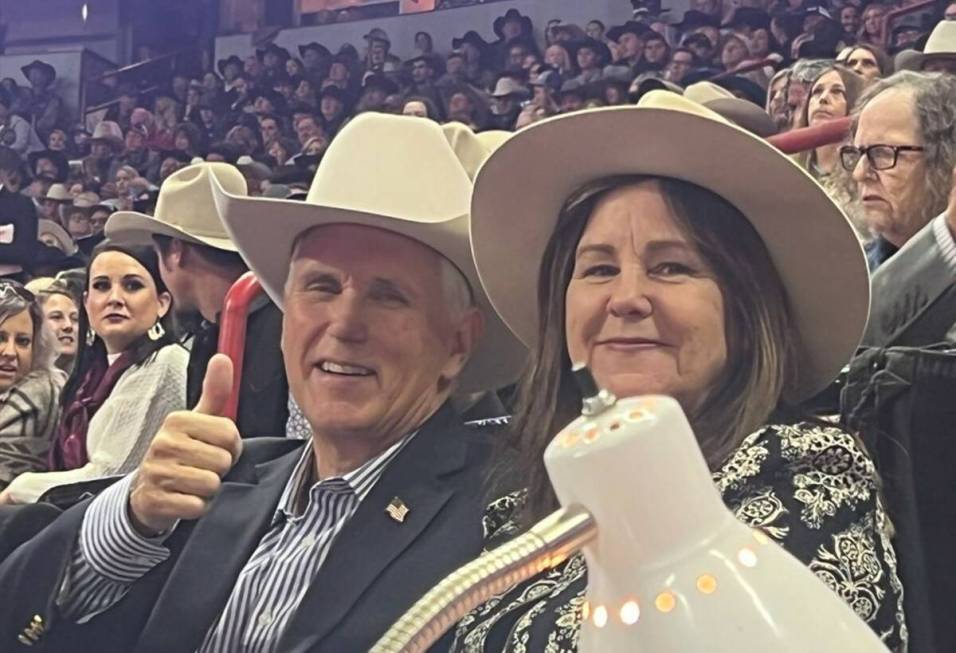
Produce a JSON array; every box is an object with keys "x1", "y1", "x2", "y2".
[
  {"x1": 842, "y1": 71, "x2": 956, "y2": 271},
  {"x1": 851, "y1": 71, "x2": 956, "y2": 347}
]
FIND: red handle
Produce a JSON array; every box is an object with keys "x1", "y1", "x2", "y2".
[
  {"x1": 768, "y1": 116, "x2": 852, "y2": 155},
  {"x1": 216, "y1": 272, "x2": 264, "y2": 421}
]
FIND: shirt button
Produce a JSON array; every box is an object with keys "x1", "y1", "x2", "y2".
[
  {"x1": 257, "y1": 611, "x2": 273, "y2": 628},
  {"x1": 301, "y1": 534, "x2": 316, "y2": 550}
]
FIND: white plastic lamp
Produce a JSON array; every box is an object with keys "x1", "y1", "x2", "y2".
[{"x1": 371, "y1": 368, "x2": 892, "y2": 652}]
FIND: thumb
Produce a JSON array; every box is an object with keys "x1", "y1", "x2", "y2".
[{"x1": 194, "y1": 353, "x2": 234, "y2": 417}]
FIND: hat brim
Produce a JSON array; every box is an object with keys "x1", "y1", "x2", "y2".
[
  {"x1": 211, "y1": 177, "x2": 527, "y2": 394},
  {"x1": 470, "y1": 104, "x2": 869, "y2": 402},
  {"x1": 106, "y1": 211, "x2": 238, "y2": 252}
]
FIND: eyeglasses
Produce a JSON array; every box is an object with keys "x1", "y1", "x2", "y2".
[
  {"x1": 839, "y1": 144, "x2": 925, "y2": 172},
  {"x1": 0, "y1": 280, "x2": 35, "y2": 303}
]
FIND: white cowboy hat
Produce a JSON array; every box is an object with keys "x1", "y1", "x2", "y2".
[
  {"x1": 90, "y1": 120, "x2": 124, "y2": 151},
  {"x1": 470, "y1": 91, "x2": 870, "y2": 402},
  {"x1": 901, "y1": 20, "x2": 956, "y2": 70},
  {"x1": 105, "y1": 162, "x2": 246, "y2": 251},
  {"x1": 441, "y1": 123, "x2": 512, "y2": 181},
  {"x1": 211, "y1": 112, "x2": 527, "y2": 393}
]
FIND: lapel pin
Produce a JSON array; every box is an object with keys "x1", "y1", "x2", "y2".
[
  {"x1": 386, "y1": 496, "x2": 410, "y2": 523},
  {"x1": 17, "y1": 614, "x2": 44, "y2": 646}
]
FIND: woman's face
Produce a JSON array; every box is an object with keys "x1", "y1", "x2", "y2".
[
  {"x1": 48, "y1": 130, "x2": 66, "y2": 151},
  {"x1": 845, "y1": 48, "x2": 881, "y2": 82},
  {"x1": 565, "y1": 181, "x2": 727, "y2": 412},
  {"x1": 43, "y1": 293, "x2": 79, "y2": 357},
  {"x1": 0, "y1": 309, "x2": 34, "y2": 391},
  {"x1": 85, "y1": 251, "x2": 170, "y2": 355},
  {"x1": 267, "y1": 140, "x2": 288, "y2": 164},
  {"x1": 807, "y1": 70, "x2": 848, "y2": 125},
  {"x1": 286, "y1": 59, "x2": 301, "y2": 76},
  {"x1": 721, "y1": 38, "x2": 748, "y2": 70},
  {"x1": 174, "y1": 132, "x2": 192, "y2": 152},
  {"x1": 863, "y1": 6, "x2": 885, "y2": 35}
]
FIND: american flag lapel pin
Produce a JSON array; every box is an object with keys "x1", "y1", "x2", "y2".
[{"x1": 386, "y1": 496, "x2": 410, "y2": 523}]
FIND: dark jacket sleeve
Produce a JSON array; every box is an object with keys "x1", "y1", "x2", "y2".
[
  {"x1": 0, "y1": 191, "x2": 38, "y2": 267},
  {"x1": 863, "y1": 219, "x2": 956, "y2": 348}
]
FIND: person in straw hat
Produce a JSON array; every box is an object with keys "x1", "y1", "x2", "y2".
[
  {"x1": 81, "y1": 120, "x2": 124, "y2": 186},
  {"x1": 105, "y1": 162, "x2": 289, "y2": 440},
  {"x1": 0, "y1": 114, "x2": 526, "y2": 652},
  {"x1": 448, "y1": 92, "x2": 906, "y2": 651}
]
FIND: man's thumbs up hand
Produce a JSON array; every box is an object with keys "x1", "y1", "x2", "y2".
[{"x1": 129, "y1": 354, "x2": 243, "y2": 537}]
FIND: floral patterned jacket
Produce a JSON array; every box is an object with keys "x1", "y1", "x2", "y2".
[{"x1": 449, "y1": 422, "x2": 908, "y2": 653}]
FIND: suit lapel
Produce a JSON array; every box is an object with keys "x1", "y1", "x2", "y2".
[
  {"x1": 279, "y1": 404, "x2": 468, "y2": 650},
  {"x1": 136, "y1": 442, "x2": 305, "y2": 653}
]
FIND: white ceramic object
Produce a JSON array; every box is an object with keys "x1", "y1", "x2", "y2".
[{"x1": 543, "y1": 394, "x2": 890, "y2": 653}]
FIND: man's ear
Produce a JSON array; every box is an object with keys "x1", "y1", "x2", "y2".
[{"x1": 438, "y1": 307, "x2": 485, "y2": 387}]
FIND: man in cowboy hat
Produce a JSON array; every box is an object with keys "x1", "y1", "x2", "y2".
[
  {"x1": 902, "y1": 19, "x2": 956, "y2": 75},
  {"x1": 21, "y1": 59, "x2": 66, "y2": 142},
  {"x1": 491, "y1": 8, "x2": 534, "y2": 67},
  {"x1": 299, "y1": 41, "x2": 331, "y2": 79},
  {"x1": 218, "y1": 54, "x2": 244, "y2": 92},
  {"x1": 489, "y1": 76, "x2": 530, "y2": 130},
  {"x1": 0, "y1": 113, "x2": 525, "y2": 652},
  {"x1": 102, "y1": 162, "x2": 290, "y2": 438},
  {"x1": 607, "y1": 21, "x2": 655, "y2": 73},
  {"x1": 81, "y1": 120, "x2": 124, "y2": 185}
]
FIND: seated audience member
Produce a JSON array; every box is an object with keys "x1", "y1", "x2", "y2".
[
  {"x1": 36, "y1": 283, "x2": 79, "y2": 376},
  {"x1": 837, "y1": 44, "x2": 890, "y2": 84},
  {"x1": 0, "y1": 113, "x2": 525, "y2": 652},
  {"x1": 0, "y1": 243, "x2": 186, "y2": 504},
  {"x1": 115, "y1": 126, "x2": 160, "y2": 180},
  {"x1": 106, "y1": 162, "x2": 290, "y2": 438},
  {"x1": 0, "y1": 280, "x2": 60, "y2": 490},
  {"x1": 61, "y1": 193, "x2": 100, "y2": 241},
  {"x1": 0, "y1": 89, "x2": 43, "y2": 156},
  {"x1": 793, "y1": 65, "x2": 865, "y2": 215},
  {"x1": 450, "y1": 92, "x2": 905, "y2": 652},
  {"x1": 908, "y1": 20, "x2": 956, "y2": 75},
  {"x1": 81, "y1": 121, "x2": 124, "y2": 186},
  {"x1": 843, "y1": 71, "x2": 956, "y2": 269}
]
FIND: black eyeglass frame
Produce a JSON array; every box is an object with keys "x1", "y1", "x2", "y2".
[{"x1": 839, "y1": 144, "x2": 925, "y2": 172}]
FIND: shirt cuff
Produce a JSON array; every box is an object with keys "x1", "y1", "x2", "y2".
[
  {"x1": 78, "y1": 473, "x2": 173, "y2": 584},
  {"x1": 932, "y1": 214, "x2": 956, "y2": 274}
]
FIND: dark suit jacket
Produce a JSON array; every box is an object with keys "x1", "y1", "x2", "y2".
[
  {"x1": 186, "y1": 297, "x2": 289, "y2": 438},
  {"x1": 0, "y1": 187, "x2": 37, "y2": 268},
  {"x1": 863, "y1": 219, "x2": 956, "y2": 348},
  {"x1": 0, "y1": 403, "x2": 493, "y2": 652}
]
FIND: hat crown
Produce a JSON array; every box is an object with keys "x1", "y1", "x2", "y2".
[
  {"x1": 304, "y1": 114, "x2": 472, "y2": 223},
  {"x1": 154, "y1": 163, "x2": 246, "y2": 239},
  {"x1": 92, "y1": 121, "x2": 122, "y2": 140},
  {"x1": 925, "y1": 20, "x2": 956, "y2": 54}
]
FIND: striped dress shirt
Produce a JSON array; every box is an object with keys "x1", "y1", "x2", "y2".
[{"x1": 63, "y1": 433, "x2": 416, "y2": 652}]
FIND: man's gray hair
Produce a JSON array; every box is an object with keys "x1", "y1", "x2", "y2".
[
  {"x1": 439, "y1": 257, "x2": 475, "y2": 320},
  {"x1": 852, "y1": 71, "x2": 956, "y2": 222}
]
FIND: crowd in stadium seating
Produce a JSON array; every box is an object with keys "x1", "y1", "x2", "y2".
[{"x1": 0, "y1": 1, "x2": 956, "y2": 651}]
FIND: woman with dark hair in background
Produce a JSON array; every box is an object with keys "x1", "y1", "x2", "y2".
[
  {"x1": 0, "y1": 280, "x2": 60, "y2": 490},
  {"x1": 0, "y1": 243, "x2": 187, "y2": 504}
]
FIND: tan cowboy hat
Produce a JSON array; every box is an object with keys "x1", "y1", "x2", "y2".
[
  {"x1": 90, "y1": 120, "x2": 124, "y2": 151},
  {"x1": 901, "y1": 20, "x2": 956, "y2": 70},
  {"x1": 37, "y1": 219, "x2": 77, "y2": 255},
  {"x1": 106, "y1": 162, "x2": 246, "y2": 251},
  {"x1": 44, "y1": 183, "x2": 73, "y2": 203},
  {"x1": 470, "y1": 91, "x2": 870, "y2": 402},
  {"x1": 211, "y1": 113, "x2": 527, "y2": 393}
]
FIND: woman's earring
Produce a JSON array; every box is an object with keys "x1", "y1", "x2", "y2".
[
  {"x1": 86, "y1": 329, "x2": 96, "y2": 346},
  {"x1": 147, "y1": 320, "x2": 166, "y2": 341}
]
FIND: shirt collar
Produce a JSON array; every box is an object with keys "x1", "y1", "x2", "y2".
[{"x1": 273, "y1": 430, "x2": 418, "y2": 524}]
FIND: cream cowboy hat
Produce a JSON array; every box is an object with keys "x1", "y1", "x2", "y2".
[
  {"x1": 470, "y1": 91, "x2": 870, "y2": 402},
  {"x1": 211, "y1": 113, "x2": 527, "y2": 393},
  {"x1": 105, "y1": 162, "x2": 247, "y2": 251},
  {"x1": 901, "y1": 20, "x2": 956, "y2": 70}
]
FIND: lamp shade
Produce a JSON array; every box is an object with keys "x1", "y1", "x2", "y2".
[{"x1": 544, "y1": 395, "x2": 890, "y2": 652}]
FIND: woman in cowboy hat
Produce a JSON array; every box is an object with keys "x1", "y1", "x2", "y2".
[{"x1": 449, "y1": 93, "x2": 907, "y2": 651}]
